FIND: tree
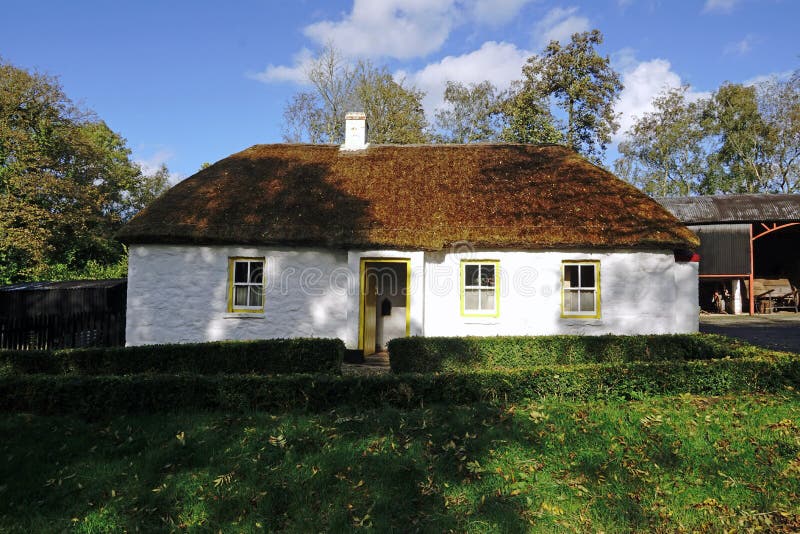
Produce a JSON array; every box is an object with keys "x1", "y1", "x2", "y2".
[
  {"x1": 614, "y1": 73, "x2": 800, "y2": 196},
  {"x1": 614, "y1": 86, "x2": 709, "y2": 196},
  {"x1": 521, "y1": 30, "x2": 622, "y2": 161},
  {"x1": 0, "y1": 59, "x2": 169, "y2": 283},
  {"x1": 433, "y1": 81, "x2": 504, "y2": 143},
  {"x1": 354, "y1": 63, "x2": 427, "y2": 144},
  {"x1": 758, "y1": 76, "x2": 800, "y2": 193},
  {"x1": 281, "y1": 45, "x2": 428, "y2": 144},
  {"x1": 498, "y1": 80, "x2": 563, "y2": 144},
  {"x1": 703, "y1": 82, "x2": 774, "y2": 193}
]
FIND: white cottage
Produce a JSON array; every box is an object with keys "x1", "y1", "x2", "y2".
[{"x1": 118, "y1": 114, "x2": 700, "y2": 354}]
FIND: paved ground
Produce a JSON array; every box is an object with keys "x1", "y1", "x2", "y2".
[
  {"x1": 341, "y1": 351, "x2": 391, "y2": 375},
  {"x1": 700, "y1": 312, "x2": 800, "y2": 353}
]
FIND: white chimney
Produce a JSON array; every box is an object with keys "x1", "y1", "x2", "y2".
[{"x1": 341, "y1": 112, "x2": 368, "y2": 150}]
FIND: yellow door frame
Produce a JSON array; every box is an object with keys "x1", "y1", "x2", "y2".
[{"x1": 358, "y1": 258, "x2": 412, "y2": 351}]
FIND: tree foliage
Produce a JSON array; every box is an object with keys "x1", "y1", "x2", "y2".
[
  {"x1": 615, "y1": 86, "x2": 707, "y2": 196},
  {"x1": 760, "y1": 76, "x2": 800, "y2": 193},
  {"x1": 498, "y1": 80, "x2": 564, "y2": 145},
  {"x1": 0, "y1": 59, "x2": 169, "y2": 284},
  {"x1": 433, "y1": 81, "x2": 505, "y2": 143},
  {"x1": 704, "y1": 82, "x2": 774, "y2": 193},
  {"x1": 354, "y1": 64, "x2": 428, "y2": 144},
  {"x1": 615, "y1": 74, "x2": 800, "y2": 196},
  {"x1": 282, "y1": 46, "x2": 427, "y2": 144},
  {"x1": 521, "y1": 30, "x2": 622, "y2": 161}
]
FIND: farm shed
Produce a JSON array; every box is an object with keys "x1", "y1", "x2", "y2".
[
  {"x1": 0, "y1": 278, "x2": 127, "y2": 349},
  {"x1": 658, "y1": 194, "x2": 800, "y2": 314},
  {"x1": 118, "y1": 114, "x2": 699, "y2": 353}
]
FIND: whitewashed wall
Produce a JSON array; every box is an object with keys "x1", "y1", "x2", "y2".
[
  {"x1": 422, "y1": 249, "x2": 698, "y2": 337},
  {"x1": 126, "y1": 245, "x2": 351, "y2": 346},
  {"x1": 127, "y1": 245, "x2": 698, "y2": 347}
]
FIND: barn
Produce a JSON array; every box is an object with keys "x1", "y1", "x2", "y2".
[{"x1": 658, "y1": 194, "x2": 800, "y2": 314}]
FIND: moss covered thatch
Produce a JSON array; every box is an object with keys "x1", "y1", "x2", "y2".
[{"x1": 117, "y1": 144, "x2": 698, "y2": 250}]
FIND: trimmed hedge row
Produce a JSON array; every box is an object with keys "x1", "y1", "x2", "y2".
[
  {"x1": 1, "y1": 354, "x2": 797, "y2": 415},
  {"x1": 387, "y1": 334, "x2": 762, "y2": 373},
  {"x1": 0, "y1": 338, "x2": 344, "y2": 376}
]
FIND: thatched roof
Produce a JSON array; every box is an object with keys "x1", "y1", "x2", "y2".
[{"x1": 118, "y1": 144, "x2": 698, "y2": 250}]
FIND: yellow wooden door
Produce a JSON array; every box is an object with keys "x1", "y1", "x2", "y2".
[{"x1": 363, "y1": 268, "x2": 377, "y2": 357}]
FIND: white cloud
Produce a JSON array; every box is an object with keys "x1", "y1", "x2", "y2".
[
  {"x1": 724, "y1": 35, "x2": 754, "y2": 55},
  {"x1": 135, "y1": 149, "x2": 183, "y2": 184},
  {"x1": 303, "y1": 0, "x2": 459, "y2": 59},
  {"x1": 471, "y1": 0, "x2": 536, "y2": 27},
  {"x1": 397, "y1": 41, "x2": 531, "y2": 114},
  {"x1": 251, "y1": 0, "x2": 537, "y2": 87},
  {"x1": 533, "y1": 7, "x2": 590, "y2": 48},
  {"x1": 248, "y1": 48, "x2": 314, "y2": 85},
  {"x1": 614, "y1": 56, "x2": 709, "y2": 140},
  {"x1": 743, "y1": 70, "x2": 794, "y2": 86},
  {"x1": 703, "y1": 0, "x2": 739, "y2": 13}
]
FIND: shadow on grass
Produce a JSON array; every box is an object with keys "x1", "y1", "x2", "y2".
[{"x1": 1, "y1": 394, "x2": 799, "y2": 532}]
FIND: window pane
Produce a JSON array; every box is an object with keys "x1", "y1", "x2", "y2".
[
  {"x1": 480, "y1": 265, "x2": 495, "y2": 287},
  {"x1": 579, "y1": 290, "x2": 596, "y2": 312},
  {"x1": 464, "y1": 288, "x2": 479, "y2": 310},
  {"x1": 480, "y1": 289, "x2": 495, "y2": 310},
  {"x1": 580, "y1": 265, "x2": 595, "y2": 288},
  {"x1": 234, "y1": 262, "x2": 248, "y2": 283},
  {"x1": 249, "y1": 286, "x2": 263, "y2": 307},
  {"x1": 234, "y1": 286, "x2": 248, "y2": 306},
  {"x1": 465, "y1": 264, "x2": 479, "y2": 286},
  {"x1": 250, "y1": 262, "x2": 264, "y2": 284},
  {"x1": 564, "y1": 290, "x2": 579, "y2": 312},
  {"x1": 564, "y1": 265, "x2": 579, "y2": 288}
]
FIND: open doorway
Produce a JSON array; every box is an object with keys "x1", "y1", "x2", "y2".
[{"x1": 359, "y1": 259, "x2": 410, "y2": 357}]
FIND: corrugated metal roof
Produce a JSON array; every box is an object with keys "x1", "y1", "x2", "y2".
[
  {"x1": 0, "y1": 278, "x2": 126, "y2": 292},
  {"x1": 657, "y1": 194, "x2": 800, "y2": 224}
]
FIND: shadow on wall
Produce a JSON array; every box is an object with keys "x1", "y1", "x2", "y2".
[
  {"x1": 475, "y1": 148, "x2": 693, "y2": 335},
  {"x1": 130, "y1": 245, "x2": 231, "y2": 345},
  {"x1": 130, "y1": 155, "x2": 374, "y2": 345},
  {"x1": 165, "y1": 155, "x2": 373, "y2": 247}
]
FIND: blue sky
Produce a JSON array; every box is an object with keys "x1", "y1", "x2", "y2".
[{"x1": 1, "y1": 0, "x2": 797, "y2": 181}]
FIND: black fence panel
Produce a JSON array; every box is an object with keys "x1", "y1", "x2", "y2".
[{"x1": 0, "y1": 311, "x2": 125, "y2": 350}]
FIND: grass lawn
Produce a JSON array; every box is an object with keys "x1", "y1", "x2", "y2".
[{"x1": 1, "y1": 393, "x2": 799, "y2": 532}]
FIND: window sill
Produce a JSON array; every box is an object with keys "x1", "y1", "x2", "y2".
[
  {"x1": 223, "y1": 312, "x2": 265, "y2": 319},
  {"x1": 463, "y1": 319, "x2": 501, "y2": 325},
  {"x1": 562, "y1": 317, "x2": 603, "y2": 325}
]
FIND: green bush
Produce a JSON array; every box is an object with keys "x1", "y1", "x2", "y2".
[
  {"x1": 0, "y1": 338, "x2": 344, "y2": 376},
  {"x1": 387, "y1": 334, "x2": 762, "y2": 373},
  {"x1": 1, "y1": 354, "x2": 797, "y2": 415}
]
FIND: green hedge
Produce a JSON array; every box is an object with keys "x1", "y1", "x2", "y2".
[
  {"x1": 387, "y1": 334, "x2": 762, "y2": 373},
  {"x1": 0, "y1": 338, "x2": 344, "y2": 376},
  {"x1": 1, "y1": 354, "x2": 797, "y2": 415}
]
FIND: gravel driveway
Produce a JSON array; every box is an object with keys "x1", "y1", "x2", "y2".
[{"x1": 700, "y1": 313, "x2": 800, "y2": 354}]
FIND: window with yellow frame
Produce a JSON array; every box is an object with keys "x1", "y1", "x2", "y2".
[
  {"x1": 561, "y1": 261, "x2": 600, "y2": 318},
  {"x1": 461, "y1": 261, "x2": 500, "y2": 317},
  {"x1": 228, "y1": 257, "x2": 265, "y2": 313}
]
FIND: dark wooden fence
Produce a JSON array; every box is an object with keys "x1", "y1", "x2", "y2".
[{"x1": 0, "y1": 311, "x2": 125, "y2": 350}]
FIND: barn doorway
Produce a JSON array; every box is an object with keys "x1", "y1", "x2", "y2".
[
  {"x1": 359, "y1": 259, "x2": 410, "y2": 357},
  {"x1": 753, "y1": 224, "x2": 800, "y2": 288}
]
